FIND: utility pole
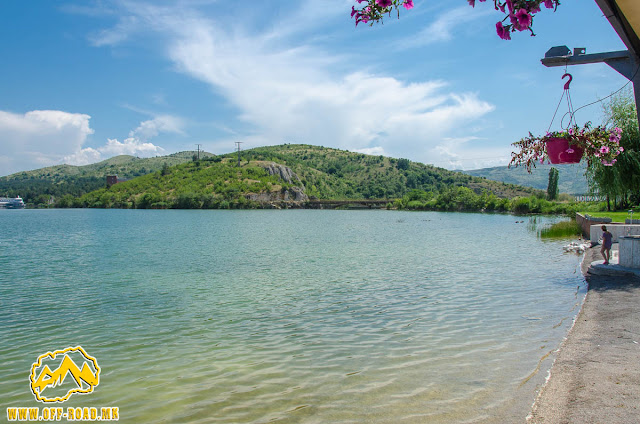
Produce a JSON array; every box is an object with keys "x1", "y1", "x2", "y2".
[
  {"x1": 195, "y1": 144, "x2": 202, "y2": 160},
  {"x1": 235, "y1": 142, "x2": 243, "y2": 167}
]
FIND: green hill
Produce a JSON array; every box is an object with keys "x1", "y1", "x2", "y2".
[
  {"x1": 463, "y1": 162, "x2": 589, "y2": 195},
  {"x1": 69, "y1": 144, "x2": 541, "y2": 209},
  {"x1": 0, "y1": 151, "x2": 213, "y2": 205}
]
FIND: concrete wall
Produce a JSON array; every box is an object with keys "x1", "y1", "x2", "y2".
[
  {"x1": 620, "y1": 236, "x2": 640, "y2": 269},
  {"x1": 576, "y1": 213, "x2": 612, "y2": 239},
  {"x1": 590, "y1": 224, "x2": 640, "y2": 245}
]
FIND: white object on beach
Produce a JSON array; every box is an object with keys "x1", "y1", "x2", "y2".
[{"x1": 563, "y1": 241, "x2": 590, "y2": 254}]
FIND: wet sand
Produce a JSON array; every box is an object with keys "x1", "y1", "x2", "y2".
[{"x1": 527, "y1": 247, "x2": 640, "y2": 423}]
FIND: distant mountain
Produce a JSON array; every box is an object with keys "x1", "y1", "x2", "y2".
[
  {"x1": 0, "y1": 151, "x2": 214, "y2": 205},
  {"x1": 462, "y1": 162, "x2": 589, "y2": 195},
  {"x1": 73, "y1": 144, "x2": 542, "y2": 209}
]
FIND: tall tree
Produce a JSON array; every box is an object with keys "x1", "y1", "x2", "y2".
[
  {"x1": 547, "y1": 167, "x2": 559, "y2": 200},
  {"x1": 586, "y1": 89, "x2": 640, "y2": 209}
]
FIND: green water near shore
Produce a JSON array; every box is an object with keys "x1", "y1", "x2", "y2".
[{"x1": 0, "y1": 209, "x2": 586, "y2": 423}]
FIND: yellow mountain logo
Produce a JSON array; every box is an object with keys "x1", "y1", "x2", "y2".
[{"x1": 30, "y1": 346, "x2": 100, "y2": 403}]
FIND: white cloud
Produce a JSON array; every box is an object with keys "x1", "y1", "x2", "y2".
[
  {"x1": 0, "y1": 109, "x2": 172, "y2": 175},
  {"x1": 400, "y1": 6, "x2": 493, "y2": 48},
  {"x1": 430, "y1": 137, "x2": 513, "y2": 170},
  {"x1": 0, "y1": 110, "x2": 94, "y2": 175},
  {"x1": 129, "y1": 115, "x2": 185, "y2": 141},
  {"x1": 355, "y1": 146, "x2": 387, "y2": 156},
  {"x1": 122, "y1": 4, "x2": 494, "y2": 167},
  {"x1": 64, "y1": 137, "x2": 165, "y2": 166},
  {"x1": 84, "y1": 1, "x2": 500, "y2": 170},
  {"x1": 100, "y1": 137, "x2": 165, "y2": 156},
  {"x1": 62, "y1": 147, "x2": 102, "y2": 166}
]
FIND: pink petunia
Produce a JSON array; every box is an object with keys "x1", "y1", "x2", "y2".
[
  {"x1": 619, "y1": 146, "x2": 624, "y2": 153},
  {"x1": 600, "y1": 146, "x2": 610, "y2": 154},
  {"x1": 544, "y1": 0, "x2": 554, "y2": 8},
  {"x1": 376, "y1": 0, "x2": 392, "y2": 7},
  {"x1": 403, "y1": 0, "x2": 414, "y2": 9},
  {"x1": 515, "y1": 8, "x2": 532, "y2": 30},
  {"x1": 496, "y1": 21, "x2": 511, "y2": 40},
  {"x1": 506, "y1": 0, "x2": 514, "y2": 12}
]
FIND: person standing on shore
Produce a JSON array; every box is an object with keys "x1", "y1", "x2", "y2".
[{"x1": 601, "y1": 225, "x2": 613, "y2": 265}]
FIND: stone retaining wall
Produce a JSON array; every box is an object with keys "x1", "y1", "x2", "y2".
[{"x1": 576, "y1": 213, "x2": 612, "y2": 240}]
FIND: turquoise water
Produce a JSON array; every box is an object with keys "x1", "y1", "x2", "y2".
[{"x1": 0, "y1": 210, "x2": 585, "y2": 423}]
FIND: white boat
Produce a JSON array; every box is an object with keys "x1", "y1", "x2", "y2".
[{"x1": 0, "y1": 196, "x2": 26, "y2": 209}]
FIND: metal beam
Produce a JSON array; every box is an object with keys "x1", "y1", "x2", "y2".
[
  {"x1": 595, "y1": 0, "x2": 640, "y2": 57},
  {"x1": 541, "y1": 50, "x2": 629, "y2": 68},
  {"x1": 542, "y1": 46, "x2": 640, "y2": 126}
]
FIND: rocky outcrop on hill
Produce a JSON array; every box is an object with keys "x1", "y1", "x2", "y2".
[
  {"x1": 245, "y1": 187, "x2": 307, "y2": 203},
  {"x1": 247, "y1": 163, "x2": 308, "y2": 207},
  {"x1": 261, "y1": 162, "x2": 304, "y2": 188}
]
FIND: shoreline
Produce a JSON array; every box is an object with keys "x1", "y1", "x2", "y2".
[{"x1": 527, "y1": 246, "x2": 640, "y2": 423}]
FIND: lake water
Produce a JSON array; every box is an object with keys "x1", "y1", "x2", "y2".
[{"x1": 0, "y1": 209, "x2": 586, "y2": 423}]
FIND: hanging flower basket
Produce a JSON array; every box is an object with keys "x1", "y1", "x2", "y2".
[
  {"x1": 509, "y1": 123, "x2": 624, "y2": 173},
  {"x1": 545, "y1": 137, "x2": 584, "y2": 164}
]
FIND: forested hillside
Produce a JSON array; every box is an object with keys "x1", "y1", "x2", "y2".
[
  {"x1": 463, "y1": 162, "x2": 589, "y2": 194},
  {"x1": 71, "y1": 144, "x2": 541, "y2": 209},
  {"x1": 0, "y1": 151, "x2": 212, "y2": 205}
]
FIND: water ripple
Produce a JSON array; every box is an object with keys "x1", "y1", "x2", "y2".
[{"x1": 0, "y1": 210, "x2": 586, "y2": 423}]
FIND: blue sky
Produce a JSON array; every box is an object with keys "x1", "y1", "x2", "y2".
[{"x1": 0, "y1": 0, "x2": 629, "y2": 176}]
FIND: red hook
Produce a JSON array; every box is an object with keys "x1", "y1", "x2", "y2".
[{"x1": 562, "y1": 73, "x2": 572, "y2": 90}]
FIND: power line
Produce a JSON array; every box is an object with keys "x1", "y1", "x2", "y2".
[{"x1": 234, "y1": 142, "x2": 243, "y2": 167}]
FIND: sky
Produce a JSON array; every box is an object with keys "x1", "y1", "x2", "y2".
[{"x1": 0, "y1": 0, "x2": 631, "y2": 176}]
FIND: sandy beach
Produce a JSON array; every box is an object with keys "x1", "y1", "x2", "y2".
[{"x1": 528, "y1": 246, "x2": 640, "y2": 423}]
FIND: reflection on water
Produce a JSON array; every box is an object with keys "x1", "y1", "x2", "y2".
[{"x1": 0, "y1": 209, "x2": 586, "y2": 423}]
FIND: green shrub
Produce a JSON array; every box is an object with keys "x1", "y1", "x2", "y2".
[{"x1": 539, "y1": 220, "x2": 582, "y2": 238}]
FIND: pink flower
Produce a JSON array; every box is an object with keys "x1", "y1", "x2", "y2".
[
  {"x1": 403, "y1": 0, "x2": 414, "y2": 9},
  {"x1": 602, "y1": 159, "x2": 617, "y2": 166},
  {"x1": 376, "y1": 0, "x2": 392, "y2": 7},
  {"x1": 506, "y1": 0, "x2": 514, "y2": 12},
  {"x1": 515, "y1": 8, "x2": 532, "y2": 30},
  {"x1": 496, "y1": 21, "x2": 511, "y2": 40},
  {"x1": 355, "y1": 12, "x2": 370, "y2": 26},
  {"x1": 568, "y1": 128, "x2": 574, "y2": 135},
  {"x1": 600, "y1": 146, "x2": 610, "y2": 154},
  {"x1": 544, "y1": 0, "x2": 554, "y2": 8},
  {"x1": 529, "y1": 3, "x2": 541, "y2": 13},
  {"x1": 619, "y1": 146, "x2": 624, "y2": 153}
]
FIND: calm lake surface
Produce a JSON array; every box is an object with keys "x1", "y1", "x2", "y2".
[{"x1": 0, "y1": 209, "x2": 586, "y2": 423}]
